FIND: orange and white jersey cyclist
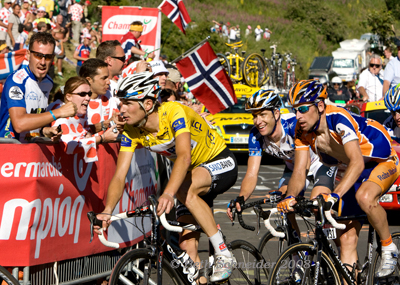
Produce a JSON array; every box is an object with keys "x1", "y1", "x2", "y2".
[
  {"x1": 277, "y1": 79, "x2": 400, "y2": 279},
  {"x1": 94, "y1": 72, "x2": 238, "y2": 283}
]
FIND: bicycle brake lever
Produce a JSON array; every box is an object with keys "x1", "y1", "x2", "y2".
[
  {"x1": 87, "y1": 211, "x2": 103, "y2": 243},
  {"x1": 253, "y1": 205, "x2": 262, "y2": 235}
]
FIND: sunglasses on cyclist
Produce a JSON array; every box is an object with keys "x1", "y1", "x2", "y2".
[
  {"x1": 369, "y1": 63, "x2": 381, "y2": 68},
  {"x1": 30, "y1": 50, "x2": 54, "y2": 61},
  {"x1": 71, "y1": 91, "x2": 92, "y2": 97},
  {"x1": 293, "y1": 104, "x2": 316, "y2": 114},
  {"x1": 112, "y1": 56, "x2": 126, "y2": 63}
]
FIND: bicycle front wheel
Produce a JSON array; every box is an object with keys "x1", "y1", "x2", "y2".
[
  {"x1": 217, "y1": 53, "x2": 231, "y2": 77},
  {"x1": 267, "y1": 243, "x2": 340, "y2": 285},
  {"x1": 229, "y1": 239, "x2": 269, "y2": 284},
  {"x1": 258, "y1": 230, "x2": 285, "y2": 272},
  {"x1": 0, "y1": 266, "x2": 19, "y2": 285},
  {"x1": 109, "y1": 248, "x2": 180, "y2": 285},
  {"x1": 242, "y1": 53, "x2": 266, "y2": 87},
  {"x1": 367, "y1": 231, "x2": 400, "y2": 285}
]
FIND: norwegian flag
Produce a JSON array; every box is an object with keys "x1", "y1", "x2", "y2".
[
  {"x1": 176, "y1": 42, "x2": 237, "y2": 114},
  {"x1": 158, "y1": 0, "x2": 191, "y2": 34},
  {"x1": 0, "y1": 49, "x2": 27, "y2": 80}
]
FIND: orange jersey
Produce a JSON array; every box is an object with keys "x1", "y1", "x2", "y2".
[{"x1": 295, "y1": 105, "x2": 396, "y2": 165}]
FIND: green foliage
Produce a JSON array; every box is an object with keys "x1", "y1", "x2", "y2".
[
  {"x1": 386, "y1": 0, "x2": 400, "y2": 19},
  {"x1": 284, "y1": 0, "x2": 345, "y2": 43},
  {"x1": 363, "y1": 9, "x2": 395, "y2": 46}
]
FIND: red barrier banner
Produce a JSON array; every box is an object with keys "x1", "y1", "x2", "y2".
[
  {"x1": 102, "y1": 6, "x2": 161, "y2": 58},
  {"x1": 0, "y1": 143, "x2": 158, "y2": 266}
]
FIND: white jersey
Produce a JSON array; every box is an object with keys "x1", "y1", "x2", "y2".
[{"x1": 248, "y1": 113, "x2": 321, "y2": 173}]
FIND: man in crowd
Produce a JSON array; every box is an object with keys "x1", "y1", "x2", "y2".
[
  {"x1": 149, "y1": 60, "x2": 169, "y2": 88},
  {"x1": 121, "y1": 21, "x2": 154, "y2": 61},
  {"x1": 357, "y1": 54, "x2": 383, "y2": 102},
  {"x1": 37, "y1": 0, "x2": 54, "y2": 19},
  {"x1": 384, "y1": 47, "x2": 394, "y2": 67},
  {"x1": 79, "y1": 58, "x2": 121, "y2": 132},
  {"x1": 0, "y1": 32, "x2": 77, "y2": 142},
  {"x1": 96, "y1": 40, "x2": 126, "y2": 95},
  {"x1": 33, "y1": 7, "x2": 56, "y2": 31},
  {"x1": 53, "y1": 14, "x2": 70, "y2": 78},
  {"x1": 383, "y1": 39, "x2": 400, "y2": 97},
  {"x1": 74, "y1": 33, "x2": 91, "y2": 75}
]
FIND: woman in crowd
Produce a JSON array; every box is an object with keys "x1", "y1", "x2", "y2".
[{"x1": 47, "y1": 76, "x2": 118, "y2": 162}]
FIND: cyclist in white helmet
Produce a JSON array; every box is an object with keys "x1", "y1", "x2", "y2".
[
  {"x1": 94, "y1": 72, "x2": 238, "y2": 283},
  {"x1": 384, "y1": 84, "x2": 400, "y2": 141}
]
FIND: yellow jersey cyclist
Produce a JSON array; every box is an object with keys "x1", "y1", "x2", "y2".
[
  {"x1": 226, "y1": 90, "x2": 337, "y2": 239},
  {"x1": 277, "y1": 79, "x2": 400, "y2": 278},
  {"x1": 93, "y1": 72, "x2": 238, "y2": 283}
]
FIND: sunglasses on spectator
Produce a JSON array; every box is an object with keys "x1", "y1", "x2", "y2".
[
  {"x1": 293, "y1": 104, "x2": 316, "y2": 114},
  {"x1": 111, "y1": 56, "x2": 125, "y2": 63},
  {"x1": 369, "y1": 63, "x2": 381, "y2": 68},
  {"x1": 71, "y1": 91, "x2": 92, "y2": 97},
  {"x1": 332, "y1": 83, "x2": 340, "y2": 86},
  {"x1": 30, "y1": 50, "x2": 54, "y2": 61}
]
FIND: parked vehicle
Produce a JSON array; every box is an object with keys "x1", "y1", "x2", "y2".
[
  {"x1": 308, "y1": 56, "x2": 338, "y2": 83},
  {"x1": 332, "y1": 39, "x2": 370, "y2": 82}
]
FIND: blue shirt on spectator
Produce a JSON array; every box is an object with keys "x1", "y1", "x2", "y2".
[{"x1": 383, "y1": 56, "x2": 400, "y2": 89}]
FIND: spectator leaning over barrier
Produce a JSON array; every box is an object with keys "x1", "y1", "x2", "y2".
[
  {"x1": 383, "y1": 39, "x2": 400, "y2": 99},
  {"x1": 357, "y1": 54, "x2": 383, "y2": 102},
  {"x1": 0, "y1": 32, "x2": 77, "y2": 142},
  {"x1": 74, "y1": 33, "x2": 91, "y2": 75},
  {"x1": 121, "y1": 21, "x2": 154, "y2": 62},
  {"x1": 69, "y1": 0, "x2": 83, "y2": 43},
  {"x1": 95, "y1": 40, "x2": 126, "y2": 95},
  {"x1": 79, "y1": 58, "x2": 123, "y2": 134},
  {"x1": 48, "y1": 76, "x2": 118, "y2": 163}
]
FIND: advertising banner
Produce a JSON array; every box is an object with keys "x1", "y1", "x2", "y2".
[
  {"x1": 102, "y1": 6, "x2": 161, "y2": 59},
  {"x1": 0, "y1": 143, "x2": 158, "y2": 266}
]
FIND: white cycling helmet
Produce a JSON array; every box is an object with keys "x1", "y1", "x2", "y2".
[
  {"x1": 116, "y1": 72, "x2": 161, "y2": 127},
  {"x1": 116, "y1": 72, "x2": 161, "y2": 100},
  {"x1": 331, "y1": 76, "x2": 342, "y2": 88}
]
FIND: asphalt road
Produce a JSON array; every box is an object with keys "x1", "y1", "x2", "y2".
[{"x1": 198, "y1": 154, "x2": 400, "y2": 265}]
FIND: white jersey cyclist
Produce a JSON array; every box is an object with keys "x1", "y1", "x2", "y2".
[{"x1": 0, "y1": 66, "x2": 53, "y2": 142}]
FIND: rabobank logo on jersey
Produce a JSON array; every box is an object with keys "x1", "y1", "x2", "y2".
[
  {"x1": 121, "y1": 135, "x2": 132, "y2": 147},
  {"x1": 172, "y1": 118, "x2": 186, "y2": 132}
]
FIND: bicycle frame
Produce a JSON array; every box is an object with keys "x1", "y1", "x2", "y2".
[{"x1": 226, "y1": 47, "x2": 243, "y2": 82}]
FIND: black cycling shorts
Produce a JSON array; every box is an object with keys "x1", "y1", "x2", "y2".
[{"x1": 176, "y1": 148, "x2": 238, "y2": 218}]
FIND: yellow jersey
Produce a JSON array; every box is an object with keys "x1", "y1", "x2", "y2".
[{"x1": 120, "y1": 101, "x2": 227, "y2": 170}]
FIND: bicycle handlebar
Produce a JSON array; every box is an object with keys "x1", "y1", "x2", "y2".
[
  {"x1": 264, "y1": 195, "x2": 346, "y2": 238},
  {"x1": 87, "y1": 195, "x2": 201, "y2": 248},
  {"x1": 228, "y1": 192, "x2": 282, "y2": 232}
]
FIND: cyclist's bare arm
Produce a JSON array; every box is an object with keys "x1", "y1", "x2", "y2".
[
  {"x1": 286, "y1": 149, "x2": 309, "y2": 197},
  {"x1": 94, "y1": 150, "x2": 134, "y2": 235},
  {"x1": 227, "y1": 156, "x2": 261, "y2": 220},
  {"x1": 157, "y1": 132, "x2": 192, "y2": 216},
  {"x1": 332, "y1": 140, "x2": 364, "y2": 198}
]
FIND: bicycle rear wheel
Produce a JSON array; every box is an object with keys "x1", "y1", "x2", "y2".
[
  {"x1": 217, "y1": 53, "x2": 231, "y2": 77},
  {"x1": 267, "y1": 243, "x2": 340, "y2": 285},
  {"x1": 109, "y1": 248, "x2": 180, "y2": 285},
  {"x1": 0, "y1": 266, "x2": 19, "y2": 285},
  {"x1": 242, "y1": 53, "x2": 266, "y2": 87},
  {"x1": 229, "y1": 239, "x2": 269, "y2": 284},
  {"x1": 367, "y1": 231, "x2": 400, "y2": 285}
]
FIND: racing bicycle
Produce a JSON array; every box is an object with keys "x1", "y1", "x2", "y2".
[
  {"x1": 265, "y1": 195, "x2": 400, "y2": 285},
  {"x1": 88, "y1": 195, "x2": 269, "y2": 284},
  {"x1": 217, "y1": 41, "x2": 268, "y2": 87}
]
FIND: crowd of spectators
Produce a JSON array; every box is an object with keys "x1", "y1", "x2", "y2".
[
  {"x1": 0, "y1": 18, "x2": 206, "y2": 164},
  {"x1": 211, "y1": 20, "x2": 272, "y2": 43}
]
